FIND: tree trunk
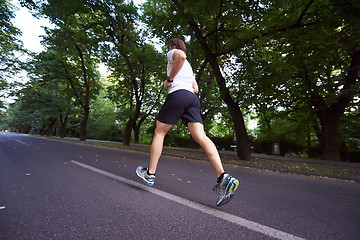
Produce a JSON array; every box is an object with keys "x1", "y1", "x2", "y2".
[
  {"x1": 122, "y1": 99, "x2": 142, "y2": 145},
  {"x1": 318, "y1": 112, "x2": 340, "y2": 161},
  {"x1": 309, "y1": 50, "x2": 360, "y2": 161},
  {"x1": 79, "y1": 106, "x2": 89, "y2": 141},
  {"x1": 123, "y1": 98, "x2": 141, "y2": 145},
  {"x1": 59, "y1": 114, "x2": 68, "y2": 138},
  {"x1": 40, "y1": 125, "x2": 46, "y2": 136},
  {"x1": 187, "y1": 19, "x2": 251, "y2": 161},
  {"x1": 28, "y1": 120, "x2": 36, "y2": 135},
  {"x1": 134, "y1": 88, "x2": 164, "y2": 145},
  {"x1": 133, "y1": 124, "x2": 140, "y2": 144},
  {"x1": 311, "y1": 100, "x2": 342, "y2": 161},
  {"x1": 75, "y1": 45, "x2": 91, "y2": 142},
  {"x1": 46, "y1": 118, "x2": 57, "y2": 137},
  {"x1": 123, "y1": 118, "x2": 134, "y2": 145}
]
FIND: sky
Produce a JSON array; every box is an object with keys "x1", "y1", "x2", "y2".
[
  {"x1": 11, "y1": 0, "x2": 148, "y2": 76},
  {"x1": 12, "y1": 0, "x2": 52, "y2": 52},
  {"x1": 12, "y1": 0, "x2": 146, "y2": 53}
]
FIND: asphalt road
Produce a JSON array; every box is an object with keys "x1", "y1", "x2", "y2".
[{"x1": 0, "y1": 132, "x2": 359, "y2": 240}]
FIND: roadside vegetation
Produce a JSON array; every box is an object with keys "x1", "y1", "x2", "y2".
[{"x1": 49, "y1": 136, "x2": 360, "y2": 183}]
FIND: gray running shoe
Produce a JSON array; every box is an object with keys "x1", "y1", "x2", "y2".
[
  {"x1": 136, "y1": 166, "x2": 156, "y2": 186},
  {"x1": 213, "y1": 173, "x2": 239, "y2": 207}
]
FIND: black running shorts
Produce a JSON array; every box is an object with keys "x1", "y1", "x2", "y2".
[{"x1": 157, "y1": 89, "x2": 203, "y2": 125}]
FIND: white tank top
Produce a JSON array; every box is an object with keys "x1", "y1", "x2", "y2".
[{"x1": 166, "y1": 49, "x2": 196, "y2": 94}]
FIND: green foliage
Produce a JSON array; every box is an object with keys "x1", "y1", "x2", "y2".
[
  {"x1": 0, "y1": 0, "x2": 24, "y2": 76},
  {"x1": 2, "y1": 0, "x2": 359, "y2": 161},
  {"x1": 0, "y1": 0, "x2": 25, "y2": 110},
  {"x1": 86, "y1": 83, "x2": 123, "y2": 141}
]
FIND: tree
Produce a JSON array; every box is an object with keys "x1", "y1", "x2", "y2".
[
  {"x1": 43, "y1": 23, "x2": 101, "y2": 141},
  {"x1": 15, "y1": 0, "x2": 359, "y2": 161},
  {"x1": 82, "y1": 0, "x2": 165, "y2": 145},
  {"x1": 143, "y1": 0, "x2": 359, "y2": 161},
  {"x1": 143, "y1": 0, "x2": 291, "y2": 160},
  {"x1": 271, "y1": 0, "x2": 360, "y2": 161},
  {"x1": 86, "y1": 77, "x2": 122, "y2": 141},
  {"x1": 26, "y1": 49, "x2": 77, "y2": 137},
  {"x1": 19, "y1": 0, "x2": 165, "y2": 144},
  {"x1": 19, "y1": 0, "x2": 103, "y2": 140},
  {"x1": 0, "y1": 0, "x2": 24, "y2": 108}
]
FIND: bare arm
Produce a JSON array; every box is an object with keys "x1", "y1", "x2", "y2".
[
  {"x1": 192, "y1": 80, "x2": 199, "y2": 94},
  {"x1": 164, "y1": 50, "x2": 187, "y2": 89},
  {"x1": 169, "y1": 50, "x2": 186, "y2": 80}
]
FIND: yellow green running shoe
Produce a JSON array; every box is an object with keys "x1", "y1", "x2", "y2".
[
  {"x1": 136, "y1": 166, "x2": 156, "y2": 186},
  {"x1": 213, "y1": 174, "x2": 239, "y2": 207}
]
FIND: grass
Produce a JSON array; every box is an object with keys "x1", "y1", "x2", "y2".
[{"x1": 49, "y1": 136, "x2": 360, "y2": 183}]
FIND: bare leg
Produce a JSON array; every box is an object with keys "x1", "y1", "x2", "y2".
[
  {"x1": 148, "y1": 120, "x2": 173, "y2": 174},
  {"x1": 187, "y1": 122, "x2": 225, "y2": 178}
]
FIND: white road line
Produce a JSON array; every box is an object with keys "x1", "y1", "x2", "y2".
[
  {"x1": 71, "y1": 160, "x2": 305, "y2": 240},
  {"x1": 16, "y1": 140, "x2": 29, "y2": 145}
]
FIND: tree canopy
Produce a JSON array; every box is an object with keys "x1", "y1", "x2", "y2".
[{"x1": 1, "y1": 0, "x2": 359, "y2": 162}]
